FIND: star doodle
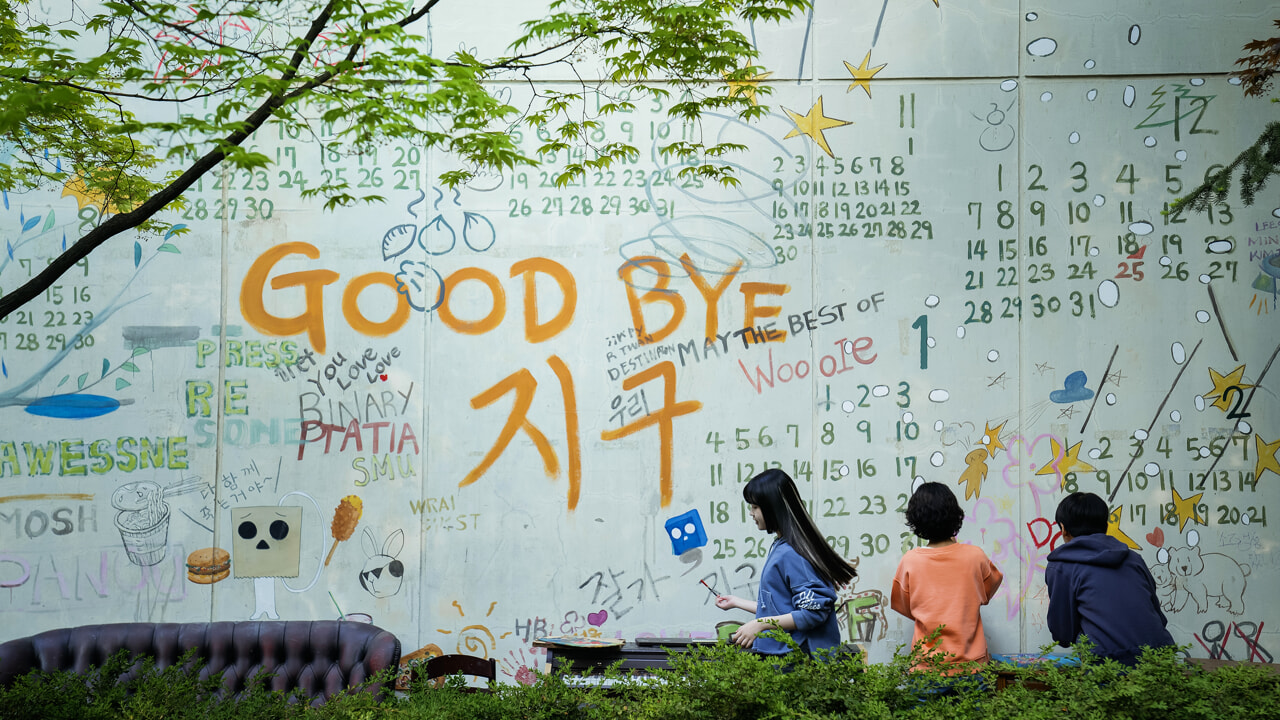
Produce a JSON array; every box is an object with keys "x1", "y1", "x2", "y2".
[
  {"x1": 1255, "y1": 435, "x2": 1280, "y2": 480},
  {"x1": 980, "y1": 421, "x2": 1007, "y2": 457},
  {"x1": 724, "y1": 70, "x2": 773, "y2": 105},
  {"x1": 1105, "y1": 369, "x2": 1126, "y2": 386},
  {"x1": 62, "y1": 174, "x2": 121, "y2": 214},
  {"x1": 1106, "y1": 506, "x2": 1141, "y2": 550},
  {"x1": 1035, "y1": 437, "x2": 1095, "y2": 480},
  {"x1": 1169, "y1": 487, "x2": 1206, "y2": 532},
  {"x1": 1058, "y1": 406, "x2": 1077, "y2": 419},
  {"x1": 987, "y1": 372, "x2": 1008, "y2": 389},
  {"x1": 1203, "y1": 365, "x2": 1253, "y2": 413},
  {"x1": 1035, "y1": 362, "x2": 1054, "y2": 375},
  {"x1": 843, "y1": 51, "x2": 887, "y2": 98},
  {"x1": 782, "y1": 97, "x2": 852, "y2": 158}
]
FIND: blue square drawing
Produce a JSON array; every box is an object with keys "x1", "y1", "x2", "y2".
[{"x1": 664, "y1": 509, "x2": 708, "y2": 555}]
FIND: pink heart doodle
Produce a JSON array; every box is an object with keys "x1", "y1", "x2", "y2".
[
  {"x1": 586, "y1": 610, "x2": 608, "y2": 626},
  {"x1": 1146, "y1": 527, "x2": 1164, "y2": 548}
]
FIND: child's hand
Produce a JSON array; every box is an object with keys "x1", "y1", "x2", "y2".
[
  {"x1": 731, "y1": 620, "x2": 765, "y2": 648},
  {"x1": 715, "y1": 594, "x2": 741, "y2": 611}
]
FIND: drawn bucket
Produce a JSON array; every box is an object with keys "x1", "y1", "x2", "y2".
[{"x1": 115, "y1": 505, "x2": 170, "y2": 566}]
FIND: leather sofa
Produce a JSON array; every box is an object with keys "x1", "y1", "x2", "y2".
[{"x1": 0, "y1": 620, "x2": 401, "y2": 705}]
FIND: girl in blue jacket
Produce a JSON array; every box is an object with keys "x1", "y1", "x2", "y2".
[{"x1": 715, "y1": 469, "x2": 858, "y2": 655}]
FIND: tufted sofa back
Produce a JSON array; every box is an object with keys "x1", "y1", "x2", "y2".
[{"x1": 0, "y1": 620, "x2": 401, "y2": 705}]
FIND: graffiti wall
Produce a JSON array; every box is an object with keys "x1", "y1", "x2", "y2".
[{"x1": 3, "y1": 0, "x2": 1279, "y2": 680}]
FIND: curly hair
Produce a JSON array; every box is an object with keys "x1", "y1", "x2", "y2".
[{"x1": 904, "y1": 482, "x2": 964, "y2": 542}]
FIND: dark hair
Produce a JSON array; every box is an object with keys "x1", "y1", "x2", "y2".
[
  {"x1": 904, "y1": 482, "x2": 964, "y2": 542},
  {"x1": 743, "y1": 469, "x2": 856, "y2": 587},
  {"x1": 1055, "y1": 492, "x2": 1109, "y2": 536}
]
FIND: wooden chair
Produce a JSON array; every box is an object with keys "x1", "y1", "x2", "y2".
[{"x1": 421, "y1": 653, "x2": 497, "y2": 691}]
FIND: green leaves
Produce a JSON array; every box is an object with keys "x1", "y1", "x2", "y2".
[
  {"x1": 2, "y1": 640, "x2": 1277, "y2": 720},
  {"x1": 0, "y1": 0, "x2": 810, "y2": 318},
  {"x1": 5, "y1": 0, "x2": 806, "y2": 200},
  {"x1": 500, "y1": 0, "x2": 809, "y2": 189},
  {"x1": 1173, "y1": 121, "x2": 1280, "y2": 213}
]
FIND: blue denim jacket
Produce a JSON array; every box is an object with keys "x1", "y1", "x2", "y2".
[{"x1": 753, "y1": 539, "x2": 840, "y2": 655}]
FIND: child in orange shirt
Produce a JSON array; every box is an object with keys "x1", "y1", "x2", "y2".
[{"x1": 891, "y1": 482, "x2": 1003, "y2": 671}]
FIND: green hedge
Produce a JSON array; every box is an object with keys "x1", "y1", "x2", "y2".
[{"x1": 2, "y1": 638, "x2": 1277, "y2": 720}]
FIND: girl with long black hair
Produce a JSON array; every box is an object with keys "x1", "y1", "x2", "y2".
[{"x1": 715, "y1": 468, "x2": 858, "y2": 655}]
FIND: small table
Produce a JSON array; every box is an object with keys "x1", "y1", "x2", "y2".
[
  {"x1": 535, "y1": 637, "x2": 718, "y2": 675},
  {"x1": 990, "y1": 653, "x2": 1078, "y2": 691},
  {"x1": 1186, "y1": 658, "x2": 1280, "y2": 676},
  {"x1": 991, "y1": 654, "x2": 1280, "y2": 691}
]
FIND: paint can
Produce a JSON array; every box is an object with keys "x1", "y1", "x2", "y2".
[{"x1": 716, "y1": 621, "x2": 742, "y2": 643}]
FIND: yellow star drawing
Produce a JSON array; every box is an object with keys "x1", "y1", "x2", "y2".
[
  {"x1": 980, "y1": 420, "x2": 1007, "y2": 457},
  {"x1": 1203, "y1": 365, "x2": 1253, "y2": 413},
  {"x1": 843, "y1": 50, "x2": 887, "y2": 98},
  {"x1": 1107, "y1": 506, "x2": 1141, "y2": 550},
  {"x1": 725, "y1": 70, "x2": 773, "y2": 105},
  {"x1": 61, "y1": 174, "x2": 120, "y2": 214},
  {"x1": 782, "y1": 97, "x2": 851, "y2": 158},
  {"x1": 1255, "y1": 435, "x2": 1280, "y2": 480},
  {"x1": 1169, "y1": 487, "x2": 1206, "y2": 532},
  {"x1": 1035, "y1": 437, "x2": 1096, "y2": 481}
]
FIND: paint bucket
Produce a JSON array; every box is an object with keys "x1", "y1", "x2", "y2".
[
  {"x1": 716, "y1": 621, "x2": 742, "y2": 643},
  {"x1": 115, "y1": 504, "x2": 170, "y2": 566}
]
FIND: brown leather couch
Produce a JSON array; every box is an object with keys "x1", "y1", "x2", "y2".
[{"x1": 0, "y1": 620, "x2": 401, "y2": 705}]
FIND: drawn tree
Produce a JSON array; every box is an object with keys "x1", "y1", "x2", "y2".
[
  {"x1": 0, "y1": 0, "x2": 807, "y2": 319},
  {"x1": 1173, "y1": 19, "x2": 1280, "y2": 213}
]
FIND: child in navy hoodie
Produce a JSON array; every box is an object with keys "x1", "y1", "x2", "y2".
[{"x1": 1045, "y1": 492, "x2": 1174, "y2": 665}]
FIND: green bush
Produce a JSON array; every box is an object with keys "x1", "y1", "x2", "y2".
[{"x1": 2, "y1": 640, "x2": 1277, "y2": 720}]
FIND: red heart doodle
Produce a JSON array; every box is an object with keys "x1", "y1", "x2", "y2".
[
  {"x1": 1145, "y1": 527, "x2": 1164, "y2": 548},
  {"x1": 586, "y1": 610, "x2": 608, "y2": 626},
  {"x1": 380, "y1": 374, "x2": 388, "y2": 381}
]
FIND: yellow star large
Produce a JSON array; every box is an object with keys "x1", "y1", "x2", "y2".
[
  {"x1": 1169, "y1": 487, "x2": 1206, "y2": 532},
  {"x1": 1255, "y1": 435, "x2": 1280, "y2": 480},
  {"x1": 843, "y1": 51, "x2": 887, "y2": 99},
  {"x1": 1107, "y1": 506, "x2": 1141, "y2": 550},
  {"x1": 725, "y1": 70, "x2": 773, "y2": 105},
  {"x1": 782, "y1": 97, "x2": 851, "y2": 158},
  {"x1": 62, "y1": 174, "x2": 120, "y2": 214},
  {"x1": 1035, "y1": 437, "x2": 1096, "y2": 481},
  {"x1": 980, "y1": 420, "x2": 1007, "y2": 458},
  {"x1": 1204, "y1": 365, "x2": 1253, "y2": 413}
]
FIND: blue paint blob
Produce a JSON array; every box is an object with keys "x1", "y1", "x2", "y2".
[
  {"x1": 1049, "y1": 371, "x2": 1094, "y2": 404},
  {"x1": 25, "y1": 393, "x2": 121, "y2": 419},
  {"x1": 664, "y1": 509, "x2": 708, "y2": 555}
]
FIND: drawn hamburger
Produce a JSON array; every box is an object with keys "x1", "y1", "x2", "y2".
[{"x1": 186, "y1": 547, "x2": 231, "y2": 584}]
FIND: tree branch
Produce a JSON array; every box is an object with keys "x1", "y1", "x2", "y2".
[{"x1": 0, "y1": 92, "x2": 289, "y2": 319}]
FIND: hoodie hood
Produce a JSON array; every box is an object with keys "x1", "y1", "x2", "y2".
[{"x1": 1047, "y1": 532, "x2": 1132, "y2": 568}]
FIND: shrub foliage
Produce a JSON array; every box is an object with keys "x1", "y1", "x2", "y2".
[{"x1": 1, "y1": 641, "x2": 1277, "y2": 720}]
